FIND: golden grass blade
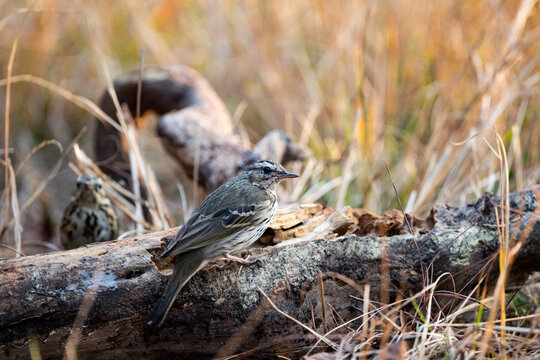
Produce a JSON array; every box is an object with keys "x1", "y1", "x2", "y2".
[
  {"x1": 27, "y1": 332, "x2": 42, "y2": 360},
  {"x1": 15, "y1": 139, "x2": 63, "y2": 175},
  {"x1": 122, "y1": 106, "x2": 144, "y2": 234},
  {"x1": 2, "y1": 4, "x2": 30, "y2": 245},
  {"x1": 503, "y1": 0, "x2": 538, "y2": 55},
  {"x1": 258, "y1": 286, "x2": 338, "y2": 350},
  {"x1": 318, "y1": 270, "x2": 328, "y2": 334},
  {"x1": 478, "y1": 132, "x2": 513, "y2": 357},
  {"x1": 0, "y1": 75, "x2": 122, "y2": 132},
  {"x1": 361, "y1": 284, "x2": 370, "y2": 341},
  {"x1": 7, "y1": 161, "x2": 21, "y2": 257},
  {"x1": 0, "y1": 243, "x2": 24, "y2": 256}
]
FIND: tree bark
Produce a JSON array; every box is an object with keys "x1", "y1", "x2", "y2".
[{"x1": 0, "y1": 187, "x2": 538, "y2": 359}]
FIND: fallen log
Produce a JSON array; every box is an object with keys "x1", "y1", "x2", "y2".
[{"x1": 0, "y1": 186, "x2": 538, "y2": 359}]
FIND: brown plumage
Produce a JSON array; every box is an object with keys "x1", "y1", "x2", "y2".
[{"x1": 60, "y1": 176, "x2": 118, "y2": 250}]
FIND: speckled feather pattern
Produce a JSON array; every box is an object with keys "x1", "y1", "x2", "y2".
[{"x1": 60, "y1": 176, "x2": 118, "y2": 250}]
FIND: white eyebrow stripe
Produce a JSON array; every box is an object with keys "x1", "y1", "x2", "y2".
[{"x1": 251, "y1": 160, "x2": 275, "y2": 169}]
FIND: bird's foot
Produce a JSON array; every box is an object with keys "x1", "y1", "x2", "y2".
[{"x1": 215, "y1": 254, "x2": 262, "y2": 270}]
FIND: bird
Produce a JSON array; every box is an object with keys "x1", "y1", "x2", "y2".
[
  {"x1": 60, "y1": 175, "x2": 119, "y2": 250},
  {"x1": 147, "y1": 160, "x2": 298, "y2": 327}
]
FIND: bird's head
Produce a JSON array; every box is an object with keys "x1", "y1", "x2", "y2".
[
  {"x1": 73, "y1": 175, "x2": 109, "y2": 206},
  {"x1": 243, "y1": 160, "x2": 298, "y2": 190}
]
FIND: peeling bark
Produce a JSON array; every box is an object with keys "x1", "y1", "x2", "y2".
[{"x1": 0, "y1": 186, "x2": 538, "y2": 359}]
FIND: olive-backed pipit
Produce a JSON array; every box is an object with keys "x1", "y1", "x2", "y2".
[
  {"x1": 60, "y1": 175, "x2": 119, "y2": 250},
  {"x1": 147, "y1": 160, "x2": 298, "y2": 327}
]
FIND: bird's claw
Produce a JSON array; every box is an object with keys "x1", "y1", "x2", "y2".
[{"x1": 214, "y1": 254, "x2": 262, "y2": 270}]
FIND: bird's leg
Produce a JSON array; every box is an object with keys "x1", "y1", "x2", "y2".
[
  {"x1": 225, "y1": 254, "x2": 261, "y2": 265},
  {"x1": 214, "y1": 253, "x2": 262, "y2": 270},
  {"x1": 214, "y1": 254, "x2": 263, "y2": 287}
]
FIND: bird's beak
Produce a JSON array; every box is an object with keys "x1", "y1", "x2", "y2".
[{"x1": 278, "y1": 171, "x2": 299, "y2": 179}]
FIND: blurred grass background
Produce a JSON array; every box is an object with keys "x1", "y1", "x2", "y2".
[
  {"x1": 1, "y1": 1, "x2": 539, "y2": 358},
  {"x1": 0, "y1": 0, "x2": 539, "y2": 252}
]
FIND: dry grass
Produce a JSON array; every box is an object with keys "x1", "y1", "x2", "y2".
[{"x1": 0, "y1": 0, "x2": 539, "y2": 358}]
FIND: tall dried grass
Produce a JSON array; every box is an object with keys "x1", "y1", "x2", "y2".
[{"x1": 0, "y1": 0, "x2": 538, "y2": 358}]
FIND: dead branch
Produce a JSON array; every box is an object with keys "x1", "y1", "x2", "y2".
[{"x1": 95, "y1": 65, "x2": 310, "y2": 192}]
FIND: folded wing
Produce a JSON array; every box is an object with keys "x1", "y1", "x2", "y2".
[{"x1": 158, "y1": 201, "x2": 271, "y2": 259}]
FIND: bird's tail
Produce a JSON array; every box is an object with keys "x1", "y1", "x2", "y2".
[{"x1": 147, "y1": 250, "x2": 207, "y2": 328}]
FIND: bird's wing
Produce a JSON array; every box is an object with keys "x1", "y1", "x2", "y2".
[{"x1": 158, "y1": 200, "x2": 271, "y2": 259}]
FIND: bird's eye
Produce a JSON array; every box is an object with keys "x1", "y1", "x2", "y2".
[
  {"x1": 263, "y1": 166, "x2": 271, "y2": 174},
  {"x1": 76, "y1": 182, "x2": 82, "y2": 189},
  {"x1": 95, "y1": 184, "x2": 102, "y2": 191}
]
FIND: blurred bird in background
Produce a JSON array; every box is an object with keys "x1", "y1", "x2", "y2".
[{"x1": 60, "y1": 175, "x2": 119, "y2": 250}]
